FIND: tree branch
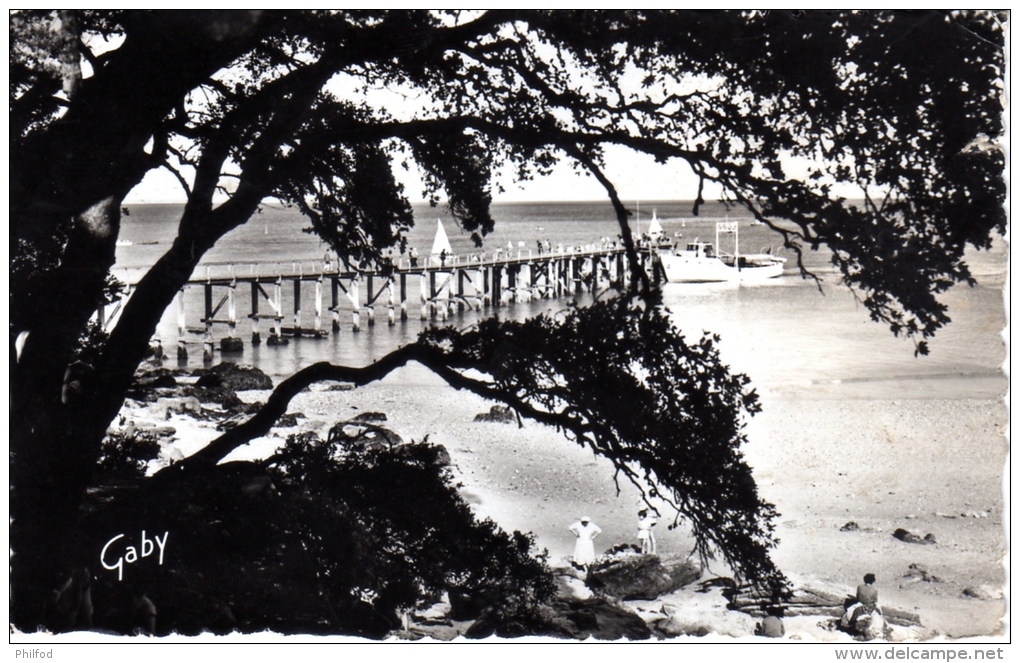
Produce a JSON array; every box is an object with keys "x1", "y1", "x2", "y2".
[
  {"x1": 159, "y1": 161, "x2": 193, "y2": 198},
  {"x1": 167, "y1": 354, "x2": 416, "y2": 470},
  {"x1": 163, "y1": 334, "x2": 667, "y2": 522},
  {"x1": 563, "y1": 146, "x2": 651, "y2": 297}
]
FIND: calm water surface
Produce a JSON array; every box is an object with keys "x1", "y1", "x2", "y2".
[{"x1": 113, "y1": 202, "x2": 1007, "y2": 397}]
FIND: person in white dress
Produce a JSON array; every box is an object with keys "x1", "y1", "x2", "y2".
[{"x1": 569, "y1": 516, "x2": 602, "y2": 570}]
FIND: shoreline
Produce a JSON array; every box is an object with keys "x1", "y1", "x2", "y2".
[{"x1": 179, "y1": 364, "x2": 1007, "y2": 640}]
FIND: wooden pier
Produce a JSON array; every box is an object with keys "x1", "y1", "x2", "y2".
[{"x1": 106, "y1": 245, "x2": 658, "y2": 361}]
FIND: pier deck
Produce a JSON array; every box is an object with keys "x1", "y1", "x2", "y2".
[{"x1": 105, "y1": 245, "x2": 657, "y2": 362}]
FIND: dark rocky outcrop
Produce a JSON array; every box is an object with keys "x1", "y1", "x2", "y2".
[
  {"x1": 128, "y1": 363, "x2": 271, "y2": 415},
  {"x1": 194, "y1": 373, "x2": 222, "y2": 388},
  {"x1": 275, "y1": 413, "x2": 305, "y2": 428},
  {"x1": 893, "y1": 528, "x2": 936, "y2": 545},
  {"x1": 192, "y1": 363, "x2": 273, "y2": 391},
  {"x1": 431, "y1": 444, "x2": 451, "y2": 467},
  {"x1": 172, "y1": 364, "x2": 272, "y2": 414},
  {"x1": 327, "y1": 420, "x2": 403, "y2": 451},
  {"x1": 962, "y1": 585, "x2": 1002, "y2": 601},
  {"x1": 465, "y1": 598, "x2": 651, "y2": 640},
  {"x1": 352, "y1": 412, "x2": 387, "y2": 423},
  {"x1": 134, "y1": 368, "x2": 180, "y2": 390},
  {"x1": 589, "y1": 553, "x2": 702, "y2": 601},
  {"x1": 126, "y1": 367, "x2": 183, "y2": 399},
  {"x1": 903, "y1": 563, "x2": 942, "y2": 584},
  {"x1": 448, "y1": 588, "x2": 496, "y2": 621},
  {"x1": 473, "y1": 405, "x2": 516, "y2": 424}
]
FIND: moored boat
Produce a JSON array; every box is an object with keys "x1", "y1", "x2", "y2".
[{"x1": 657, "y1": 221, "x2": 785, "y2": 283}]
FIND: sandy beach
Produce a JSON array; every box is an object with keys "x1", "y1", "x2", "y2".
[{"x1": 139, "y1": 359, "x2": 1007, "y2": 641}]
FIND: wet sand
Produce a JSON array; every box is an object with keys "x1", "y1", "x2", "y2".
[
  {"x1": 743, "y1": 385, "x2": 1008, "y2": 639},
  {"x1": 169, "y1": 361, "x2": 1005, "y2": 641}
]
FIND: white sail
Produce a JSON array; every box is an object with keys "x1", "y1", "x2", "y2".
[
  {"x1": 430, "y1": 218, "x2": 453, "y2": 256},
  {"x1": 647, "y1": 210, "x2": 664, "y2": 237}
]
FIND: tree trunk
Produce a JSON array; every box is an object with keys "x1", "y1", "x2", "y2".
[{"x1": 10, "y1": 197, "x2": 266, "y2": 632}]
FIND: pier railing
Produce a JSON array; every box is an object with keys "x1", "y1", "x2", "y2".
[{"x1": 105, "y1": 244, "x2": 654, "y2": 362}]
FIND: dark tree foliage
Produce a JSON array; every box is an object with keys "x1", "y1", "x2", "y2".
[
  {"x1": 79, "y1": 434, "x2": 552, "y2": 636},
  {"x1": 93, "y1": 429, "x2": 161, "y2": 480},
  {"x1": 266, "y1": 434, "x2": 555, "y2": 631},
  {"x1": 10, "y1": 10, "x2": 1006, "y2": 634},
  {"x1": 418, "y1": 294, "x2": 779, "y2": 586}
]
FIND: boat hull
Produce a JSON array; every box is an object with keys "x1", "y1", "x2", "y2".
[{"x1": 658, "y1": 253, "x2": 784, "y2": 283}]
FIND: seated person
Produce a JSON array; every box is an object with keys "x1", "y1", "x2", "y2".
[
  {"x1": 856, "y1": 573, "x2": 879, "y2": 608},
  {"x1": 755, "y1": 604, "x2": 785, "y2": 638},
  {"x1": 841, "y1": 573, "x2": 881, "y2": 632}
]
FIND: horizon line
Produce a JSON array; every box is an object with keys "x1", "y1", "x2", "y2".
[{"x1": 123, "y1": 197, "x2": 865, "y2": 207}]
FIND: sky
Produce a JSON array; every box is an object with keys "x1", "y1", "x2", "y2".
[
  {"x1": 123, "y1": 143, "x2": 723, "y2": 206},
  {"x1": 116, "y1": 11, "x2": 861, "y2": 208}
]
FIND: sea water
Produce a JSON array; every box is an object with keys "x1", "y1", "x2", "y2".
[{"x1": 113, "y1": 201, "x2": 1007, "y2": 399}]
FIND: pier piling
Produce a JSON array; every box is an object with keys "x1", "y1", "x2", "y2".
[
  {"x1": 315, "y1": 277, "x2": 323, "y2": 334},
  {"x1": 400, "y1": 273, "x2": 408, "y2": 321},
  {"x1": 331, "y1": 277, "x2": 340, "y2": 332},
  {"x1": 293, "y1": 278, "x2": 302, "y2": 335},
  {"x1": 112, "y1": 246, "x2": 639, "y2": 356},
  {"x1": 250, "y1": 282, "x2": 261, "y2": 344},
  {"x1": 366, "y1": 275, "x2": 375, "y2": 327},
  {"x1": 350, "y1": 277, "x2": 360, "y2": 332}
]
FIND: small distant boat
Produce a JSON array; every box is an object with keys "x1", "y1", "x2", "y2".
[
  {"x1": 646, "y1": 210, "x2": 664, "y2": 237},
  {"x1": 115, "y1": 239, "x2": 133, "y2": 247},
  {"x1": 430, "y1": 218, "x2": 454, "y2": 267},
  {"x1": 658, "y1": 221, "x2": 785, "y2": 283}
]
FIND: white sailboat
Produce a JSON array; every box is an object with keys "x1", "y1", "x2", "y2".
[
  {"x1": 430, "y1": 218, "x2": 453, "y2": 267},
  {"x1": 646, "y1": 210, "x2": 664, "y2": 239}
]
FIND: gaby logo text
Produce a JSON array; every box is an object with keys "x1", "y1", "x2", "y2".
[{"x1": 101, "y1": 530, "x2": 169, "y2": 581}]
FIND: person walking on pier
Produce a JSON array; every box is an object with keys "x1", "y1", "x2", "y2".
[{"x1": 410, "y1": 247, "x2": 419, "y2": 267}]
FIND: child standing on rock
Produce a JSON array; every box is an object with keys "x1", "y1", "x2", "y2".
[{"x1": 637, "y1": 509, "x2": 658, "y2": 554}]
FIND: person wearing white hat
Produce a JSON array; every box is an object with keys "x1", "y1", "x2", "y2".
[{"x1": 568, "y1": 516, "x2": 602, "y2": 571}]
